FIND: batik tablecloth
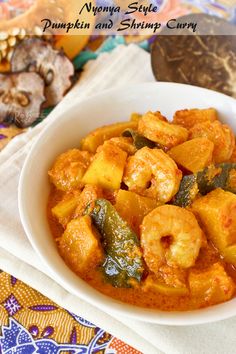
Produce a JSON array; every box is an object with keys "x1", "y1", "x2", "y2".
[
  {"x1": 0, "y1": 43, "x2": 156, "y2": 354},
  {"x1": 0, "y1": 271, "x2": 140, "y2": 353},
  {"x1": 0, "y1": 1, "x2": 236, "y2": 353}
]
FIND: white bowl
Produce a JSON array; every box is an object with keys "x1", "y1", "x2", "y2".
[{"x1": 19, "y1": 82, "x2": 236, "y2": 325}]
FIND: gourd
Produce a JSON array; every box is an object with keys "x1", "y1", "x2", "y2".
[
  {"x1": 80, "y1": 121, "x2": 138, "y2": 153},
  {"x1": 130, "y1": 112, "x2": 142, "y2": 122},
  {"x1": 173, "y1": 175, "x2": 198, "y2": 207},
  {"x1": 197, "y1": 163, "x2": 236, "y2": 195},
  {"x1": 122, "y1": 129, "x2": 156, "y2": 150},
  {"x1": 173, "y1": 108, "x2": 218, "y2": 129},
  {"x1": 168, "y1": 137, "x2": 214, "y2": 173},
  {"x1": 0, "y1": 1, "x2": 93, "y2": 74},
  {"x1": 191, "y1": 189, "x2": 236, "y2": 251},
  {"x1": 55, "y1": 35, "x2": 90, "y2": 59},
  {"x1": 189, "y1": 263, "x2": 235, "y2": 306},
  {"x1": 143, "y1": 275, "x2": 189, "y2": 296},
  {"x1": 88, "y1": 199, "x2": 144, "y2": 288},
  {"x1": 51, "y1": 191, "x2": 81, "y2": 228},
  {"x1": 82, "y1": 142, "x2": 127, "y2": 190},
  {"x1": 174, "y1": 163, "x2": 236, "y2": 207},
  {"x1": 221, "y1": 245, "x2": 236, "y2": 267},
  {"x1": 59, "y1": 215, "x2": 104, "y2": 275},
  {"x1": 73, "y1": 184, "x2": 103, "y2": 218},
  {"x1": 115, "y1": 189, "x2": 157, "y2": 234}
]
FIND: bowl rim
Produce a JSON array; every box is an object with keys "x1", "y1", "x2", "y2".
[{"x1": 18, "y1": 81, "x2": 236, "y2": 325}]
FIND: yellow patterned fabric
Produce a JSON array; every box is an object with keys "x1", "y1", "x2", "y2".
[{"x1": 0, "y1": 272, "x2": 140, "y2": 353}]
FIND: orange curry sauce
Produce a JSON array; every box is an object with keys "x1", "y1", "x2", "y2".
[{"x1": 47, "y1": 187, "x2": 236, "y2": 311}]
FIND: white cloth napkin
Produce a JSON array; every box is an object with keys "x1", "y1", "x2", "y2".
[
  {"x1": 1, "y1": 44, "x2": 236, "y2": 354},
  {"x1": 0, "y1": 44, "x2": 158, "y2": 354}
]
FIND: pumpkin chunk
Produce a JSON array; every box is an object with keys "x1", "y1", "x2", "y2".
[
  {"x1": 115, "y1": 189, "x2": 157, "y2": 234},
  {"x1": 222, "y1": 245, "x2": 236, "y2": 267},
  {"x1": 173, "y1": 108, "x2": 218, "y2": 129},
  {"x1": 51, "y1": 190, "x2": 81, "y2": 228},
  {"x1": 192, "y1": 189, "x2": 236, "y2": 250},
  {"x1": 189, "y1": 263, "x2": 235, "y2": 307},
  {"x1": 80, "y1": 121, "x2": 138, "y2": 153},
  {"x1": 168, "y1": 138, "x2": 214, "y2": 173},
  {"x1": 130, "y1": 112, "x2": 142, "y2": 122},
  {"x1": 59, "y1": 215, "x2": 104, "y2": 275},
  {"x1": 73, "y1": 184, "x2": 103, "y2": 218},
  {"x1": 143, "y1": 274, "x2": 189, "y2": 296},
  {"x1": 82, "y1": 142, "x2": 127, "y2": 190}
]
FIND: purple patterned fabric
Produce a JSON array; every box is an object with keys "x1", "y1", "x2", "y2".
[{"x1": 3, "y1": 294, "x2": 21, "y2": 316}]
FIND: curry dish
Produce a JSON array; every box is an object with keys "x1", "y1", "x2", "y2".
[{"x1": 47, "y1": 108, "x2": 236, "y2": 311}]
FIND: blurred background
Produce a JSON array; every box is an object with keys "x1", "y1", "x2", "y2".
[{"x1": 0, "y1": 0, "x2": 235, "y2": 150}]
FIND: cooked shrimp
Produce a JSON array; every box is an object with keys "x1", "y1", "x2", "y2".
[
  {"x1": 141, "y1": 205, "x2": 203, "y2": 272},
  {"x1": 123, "y1": 147, "x2": 182, "y2": 203},
  {"x1": 138, "y1": 111, "x2": 188, "y2": 149},
  {"x1": 189, "y1": 120, "x2": 235, "y2": 163},
  {"x1": 100, "y1": 137, "x2": 136, "y2": 155},
  {"x1": 49, "y1": 149, "x2": 92, "y2": 191}
]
